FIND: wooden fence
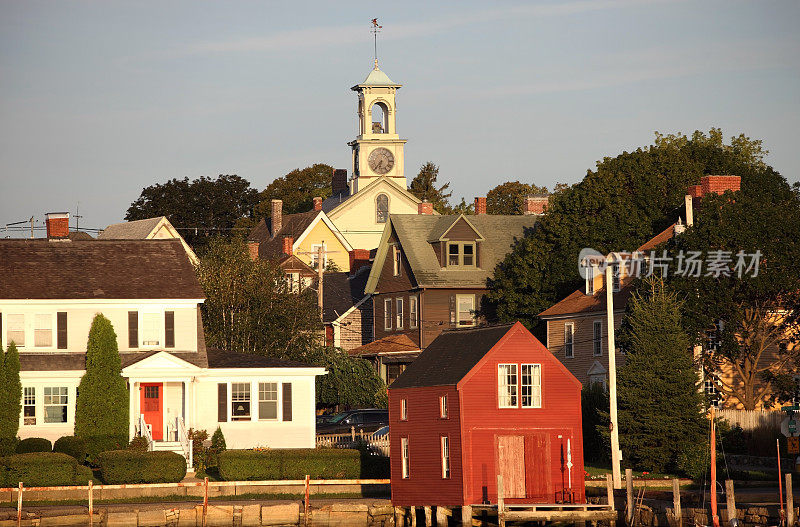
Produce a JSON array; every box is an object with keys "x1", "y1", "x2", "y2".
[
  {"x1": 315, "y1": 427, "x2": 389, "y2": 456},
  {"x1": 715, "y1": 409, "x2": 783, "y2": 431}
]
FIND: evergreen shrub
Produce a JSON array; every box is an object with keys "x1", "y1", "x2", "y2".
[
  {"x1": 98, "y1": 450, "x2": 186, "y2": 484},
  {"x1": 218, "y1": 449, "x2": 360, "y2": 481},
  {"x1": 53, "y1": 436, "x2": 87, "y2": 462},
  {"x1": 15, "y1": 438, "x2": 52, "y2": 454},
  {"x1": 0, "y1": 453, "x2": 79, "y2": 487}
]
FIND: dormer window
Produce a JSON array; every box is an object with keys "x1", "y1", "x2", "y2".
[{"x1": 447, "y1": 242, "x2": 476, "y2": 268}]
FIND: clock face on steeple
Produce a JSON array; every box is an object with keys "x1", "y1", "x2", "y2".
[{"x1": 368, "y1": 148, "x2": 394, "y2": 175}]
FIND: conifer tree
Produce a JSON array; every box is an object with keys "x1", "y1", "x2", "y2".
[
  {"x1": 615, "y1": 278, "x2": 707, "y2": 474},
  {"x1": 0, "y1": 343, "x2": 21, "y2": 454},
  {"x1": 75, "y1": 314, "x2": 129, "y2": 454}
]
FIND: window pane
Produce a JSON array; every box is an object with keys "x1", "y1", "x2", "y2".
[
  {"x1": 23, "y1": 387, "x2": 35, "y2": 425},
  {"x1": 396, "y1": 299, "x2": 403, "y2": 329},
  {"x1": 463, "y1": 244, "x2": 474, "y2": 266},
  {"x1": 384, "y1": 299, "x2": 392, "y2": 330},
  {"x1": 448, "y1": 244, "x2": 459, "y2": 266},
  {"x1": 376, "y1": 194, "x2": 389, "y2": 223},
  {"x1": 259, "y1": 382, "x2": 278, "y2": 420},
  {"x1": 142, "y1": 313, "x2": 160, "y2": 346},
  {"x1": 34, "y1": 314, "x2": 52, "y2": 347},
  {"x1": 498, "y1": 364, "x2": 518, "y2": 407},
  {"x1": 457, "y1": 295, "x2": 475, "y2": 326},
  {"x1": 8, "y1": 314, "x2": 25, "y2": 347},
  {"x1": 43, "y1": 387, "x2": 68, "y2": 423},
  {"x1": 231, "y1": 383, "x2": 251, "y2": 420}
]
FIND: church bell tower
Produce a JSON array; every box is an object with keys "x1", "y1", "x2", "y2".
[{"x1": 348, "y1": 61, "x2": 408, "y2": 194}]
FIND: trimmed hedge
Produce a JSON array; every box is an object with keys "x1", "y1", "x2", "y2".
[
  {"x1": 0, "y1": 452, "x2": 79, "y2": 487},
  {"x1": 98, "y1": 450, "x2": 186, "y2": 484},
  {"x1": 16, "y1": 437, "x2": 52, "y2": 454},
  {"x1": 82, "y1": 435, "x2": 128, "y2": 458},
  {"x1": 53, "y1": 436, "x2": 86, "y2": 462},
  {"x1": 75, "y1": 464, "x2": 94, "y2": 484},
  {"x1": 218, "y1": 449, "x2": 360, "y2": 481}
]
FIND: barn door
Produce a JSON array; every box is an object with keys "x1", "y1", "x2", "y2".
[{"x1": 497, "y1": 435, "x2": 526, "y2": 498}]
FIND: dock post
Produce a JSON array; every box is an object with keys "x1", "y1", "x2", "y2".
[
  {"x1": 410, "y1": 506, "x2": 417, "y2": 527},
  {"x1": 17, "y1": 482, "x2": 22, "y2": 527},
  {"x1": 436, "y1": 507, "x2": 449, "y2": 526},
  {"x1": 606, "y1": 474, "x2": 615, "y2": 509},
  {"x1": 672, "y1": 478, "x2": 682, "y2": 527},
  {"x1": 460, "y1": 506, "x2": 472, "y2": 526},
  {"x1": 424, "y1": 506, "x2": 432, "y2": 526},
  {"x1": 787, "y1": 473, "x2": 795, "y2": 527},
  {"x1": 395, "y1": 507, "x2": 405, "y2": 526},
  {"x1": 497, "y1": 474, "x2": 505, "y2": 527},
  {"x1": 725, "y1": 479, "x2": 735, "y2": 526},
  {"x1": 88, "y1": 479, "x2": 94, "y2": 526},
  {"x1": 625, "y1": 469, "x2": 634, "y2": 525},
  {"x1": 304, "y1": 475, "x2": 310, "y2": 527}
]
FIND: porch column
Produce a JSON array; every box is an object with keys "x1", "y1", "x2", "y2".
[
  {"x1": 128, "y1": 381, "x2": 137, "y2": 440},
  {"x1": 191, "y1": 377, "x2": 198, "y2": 429}
]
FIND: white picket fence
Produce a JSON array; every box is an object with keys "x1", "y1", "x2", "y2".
[
  {"x1": 716, "y1": 409, "x2": 783, "y2": 431},
  {"x1": 315, "y1": 427, "x2": 389, "y2": 456}
]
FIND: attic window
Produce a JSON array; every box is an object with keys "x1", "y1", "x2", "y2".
[
  {"x1": 447, "y1": 242, "x2": 475, "y2": 268},
  {"x1": 376, "y1": 194, "x2": 389, "y2": 224}
]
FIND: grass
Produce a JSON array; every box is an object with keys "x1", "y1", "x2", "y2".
[{"x1": 584, "y1": 463, "x2": 681, "y2": 480}]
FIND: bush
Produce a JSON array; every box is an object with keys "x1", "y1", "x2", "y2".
[
  {"x1": 75, "y1": 464, "x2": 94, "y2": 484},
  {"x1": 0, "y1": 437, "x2": 18, "y2": 456},
  {"x1": 53, "y1": 436, "x2": 86, "y2": 462},
  {"x1": 127, "y1": 436, "x2": 149, "y2": 453},
  {"x1": 98, "y1": 450, "x2": 186, "y2": 484},
  {"x1": 16, "y1": 437, "x2": 52, "y2": 454},
  {"x1": 82, "y1": 434, "x2": 128, "y2": 458},
  {"x1": 211, "y1": 427, "x2": 227, "y2": 452},
  {"x1": 219, "y1": 449, "x2": 360, "y2": 481},
  {"x1": 188, "y1": 429, "x2": 210, "y2": 472},
  {"x1": 0, "y1": 452, "x2": 79, "y2": 487},
  {"x1": 677, "y1": 443, "x2": 710, "y2": 480}
]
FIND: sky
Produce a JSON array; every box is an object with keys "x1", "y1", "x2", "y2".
[{"x1": 1, "y1": 0, "x2": 798, "y2": 234}]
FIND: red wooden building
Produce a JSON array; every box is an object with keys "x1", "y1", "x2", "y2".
[{"x1": 388, "y1": 322, "x2": 584, "y2": 507}]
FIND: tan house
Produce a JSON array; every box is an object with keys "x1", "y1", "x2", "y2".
[{"x1": 98, "y1": 216, "x2": 198, "y2": 265}]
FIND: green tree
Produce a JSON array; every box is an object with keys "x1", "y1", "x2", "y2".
[
  {"x1": 75, "y1": 314, "x2": 129, "y2": 455},
  {"x1": 581, "y1": 382, "x2": 608, "y2": 463},
  {"x1": 254, "y1": 163, "x2": 334, "y2": 220},
  {"x1": 196, "y1": 237, "x2": 322, "y2": 357},
  {"x1": 450, "y1": 198, "x2": 474, "y2": 215},
  {"x1": 409, "y1": 162, "x2": 453, "y2": 214},
  {"x1": 486, "y1": 181, "x2": 548, "y2": 215},
  {"x1": 488, "y1": 129, "x2": 774, "y2": 329},
  {"x1": 665, "y1": 174, "x2": 800, "y2": 410},
  {"x1": 126, "y1": 174, "x2": 259, "y2": 246},
  {"x1": 613, "y1": 279, "x2": 707, "y2": 474},
  {"x1": 0, "y1": 343, "x2": 21, "y2": 454},
  {"x1": 302, "y1": 347, "x2": 387, "y2": 409}
]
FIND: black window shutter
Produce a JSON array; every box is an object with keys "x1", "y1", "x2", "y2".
[
  {"x1": 128, "y1": 311, "x2": 138, "y2": 348},
  {"x1": 57, "y1": 312, "x2": 68, "y2": 349},
  {"x1": 0, "y1": 314, "x2": 3, "y2": 347},
  {"x1": 165, "y1": 311, "x2": 175, "y2": 348},
  {"x1": 449, "y1": 294, "x2": 456, "y2": 327},
  {"x1": 282, "y1": 383, "x2": 292, "y2": 422},
  {"x1": 218, "y1": 383, "x2": 227, "y2": 422}
]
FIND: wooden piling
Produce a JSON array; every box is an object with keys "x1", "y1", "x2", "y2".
[
  {"x1": 672, "y1": 478, "x2": 682, "y2": 527},
  {"x1": 436, "y1": 506, "x2": 449, "y2": 526},
  {"x1": 625, "y1": 469, "x2": 633, "y2": 525},
  {"x1": 460, "y1": 506, "x2": 473, "y2": 526},
  {"x1": 787, "y1": 473, "x2": 795, "y2": 527},
  {"x1": 16, "y1": 482, "x2": 22, "y2": 527},
  {"x1": 606, "y1": 474, "x2": 615, "y2": 509},
  {"x1": 424, "y1": 506, "x2": 432, "y2": 526},
  {"x1": 724, "y1": 479, "x2": 735, "y2": 525},
  {"x1": 497, "y1": 474, "x2": 505, "y2": 527},
  {"x1": 395, "y1": 507, "x2": 405, "y2": 527},
  {"x1": 202, "y1": 476, "x2": 208, "y2": 527},
  {"x1": 304, "y1": 474, "x2": 310, "y2": 527},
  {"x1": 88, "y1": 479, "x2": 94, "y2": 526},
  {"x1": 410, "y1": 506, "x2": 416, "y2": 527}
]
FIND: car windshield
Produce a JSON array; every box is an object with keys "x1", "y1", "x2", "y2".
[{"x1": 327, "y1": 413, "x2": 349, "y2": 424}]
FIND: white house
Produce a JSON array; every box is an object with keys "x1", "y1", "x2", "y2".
[{"x1": 0, "y1": 214, "x2": 325, "y2": 459}]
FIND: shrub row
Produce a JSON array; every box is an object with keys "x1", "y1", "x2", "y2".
[
  {"x1": 218, "y1": 449, "x2": 360, "y2": 481},
  {"x1": 0, "y1": 453, "x2": 90, "y2": 487},
  {"x1": 98, "y1": 450, "x2": 186, "y2": 484},
  {"x1": 16, "y1": 437, "x2": 52, "y2": 454}
]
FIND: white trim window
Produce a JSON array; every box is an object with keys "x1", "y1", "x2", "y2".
[
  {"x1": 7, "y1": 314, "x2": 25, "y2": 347},
  {"x1": 409, "y1": 296, "x2": 418, "y2": 329},
  {"x1": 392, "y1": 245, "x2": 401, "y2": 276},
  {"x1": 258, "y1": 382, "x2": 278, "y2": 420},
  {"x1": 564, "y1": 323, "x2": 574, "y2": 358},
  {"x1": 456, "y1": 294, "x2": 476, "y2": 327},
  {"x1": 447, "y1": 242, "x2": 476, "y2": 268},
  {"x1": 521, "y1": 364, "x2": 542, "y2": 408},
  {"x1": 593, "y1": 320, "x2": 603, "y2": 356},
  {"x1": 396, "y1": 298, "x2": 404, "y2": 330},
  {"x1": 401, "y1": 437, "x2": 410, "y2": 479},
  {"x1": 23, "y1": 387, "x2": 36, "y2": 425},
  {"x1": 439, "y1": 395, "x2": 448, "y2": 419},
  {"x1": 141, "y1": 312, "x2": 160, "y2": 346},
  {"x1": 376, "y1": 194, "x2": 389, "y2": 224},
  {"x1": 43, "y1": 387, "x2": 68, "y2": 423},
  {"x1": 400, "y1": 398, "x2": 408, "y2": 420},
  {"x1": 704, "y1": 377, "x2": 721, "y2": 409},
  {"x1": 384, "y1": 298, "x2": 392, "y2": 331},
  {"x1": 498, "y1": 364, "x2": 518, "y2": 408},
  {"x1": 231, "y1": 382, "x2": 251, "y2": 421},
  {"x1": 441, "y1": 436, "x2": 450, "y2": 479},
  {"x1": 34, "y1": 314, "x2": 53, "y2": 347}
]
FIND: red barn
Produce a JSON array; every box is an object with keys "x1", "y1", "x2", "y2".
[{"x1": 388, "y1": 322, "x2": 584, "y2": 507}]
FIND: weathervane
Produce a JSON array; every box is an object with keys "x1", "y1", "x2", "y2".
[{"x1": 371, "y1": 18, "x2": 382, "y2": 68}]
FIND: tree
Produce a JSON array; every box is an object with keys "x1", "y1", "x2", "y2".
[
  {"x1": 486, "y1": 181, "x2": 548, "y2": 215},
  {"x1": 125, "y1": 174, "x2": 259, "y2": 246},
  {"x1": 487, "y1": 129, "x2": 774, "y2": 329},
  {"x1": 301, "y1": 346, "x2": 388, "y2": 409},
  {"x1": 75, "y1": 314, "x2": 129, "y2": 455},
  {"x1": 0, "y1": 343, "x2": 21, "y2": 454},
  {"x1": 409, "y1": 162, "x2": 453, "y2": 214},
  {"x1": 196, "y1": 237, "x2": 322, "y2": 358},
  {"x1": 614, "y1": 278, "x2": 707, "y2": 474},
  {"x1": 665, "y1": 175, "x2": 800, "y2": 410},
  {"x1": 581, "y1": 382, "x2": 608, "y2": 463},
  {"x1": 450, "y1": 198, "x2": 474, "y2": 215},
  {"x1": 254, "y1": 163, "x2": 334, "y2": 219}
]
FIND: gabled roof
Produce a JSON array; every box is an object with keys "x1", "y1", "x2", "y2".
[
  {"x1": 427, "y1": 215, "x2": 485, "y2": 242},
  {"x1": 366, "y1": 214, "x2": 537, "y2": 292},
  {"x1": 248, "y1": 210, "x2": 351, "y2": 260},
  {"x1": 322, "y1": 269, "x2": 370, "y2": 323},
  {"x1": 389, "y1": 324, "x2": 515, "y2": 389},
  {"x1": 348, "y1": 333, "x2": 420, "y2": 358},
  {"x1": 321, "y1": 175, "x2": 423, "y2": 217},
  {"x1": 98, "y1": 217, "x2": 164, "y2": 239},
  {"x1": 0, "y1": 239, "x2": 204, "y2": 300},
  {"x1": 206, "y1": 349, "x2": 314, "y2": 369},
  {"x1": 68, "y1": 231, "x2": 94, "y2": 241}
]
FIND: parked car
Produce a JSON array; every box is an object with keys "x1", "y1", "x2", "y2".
[
  {"x1": 316, "y1": 413, "x2": 339, "y2": 427},
  {"x1": 316, "y1": 409, "x2": 389, "y2": 434}
]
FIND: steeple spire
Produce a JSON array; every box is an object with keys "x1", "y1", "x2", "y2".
[{"x1": 371, "y1": 18, "x2": 382, "y2": 68}]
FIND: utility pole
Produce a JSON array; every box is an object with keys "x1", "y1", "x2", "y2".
[
  {"x1": 605, "y1": 264, "x2": 622, "y2": 489},
  {"x1": 30, "y1": 216, "x2": 34, "y2": 239},
  {"x1": 297, "y1": 244, "x2": 341, "y2": 320}
]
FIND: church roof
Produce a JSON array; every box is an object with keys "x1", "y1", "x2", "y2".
[{"x1": 353, "y1": 65, "x2": 401, "y2": 89}]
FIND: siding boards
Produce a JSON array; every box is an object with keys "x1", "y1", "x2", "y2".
[
  {"x1": 421, "y1": 289, "x2": 486, "y2": 348},
  {"x1": 442, "y1": 218, "x2": 481, "y2": 241},
  {"x1": 545, "y1": 313, "x2": 624, "y2": 385},
  {"x1": 373, "y1": 292, "x2": 421, "y2": 347}
]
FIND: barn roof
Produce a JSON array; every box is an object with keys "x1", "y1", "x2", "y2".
[{"x1": 389, "y1": 324, "x2": 515, "y2": 389}]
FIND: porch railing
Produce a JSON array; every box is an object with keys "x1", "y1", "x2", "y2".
[
  {"x1": 138, "y1": 414, "x2": 153, "y2": 451},
  {"x1": 177, "y1": 416, "x2": 193, "y2": 470}
]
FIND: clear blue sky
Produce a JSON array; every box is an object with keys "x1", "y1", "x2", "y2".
[{"x1": 1, "y1": 0, "x2": 798, "y2": 233}]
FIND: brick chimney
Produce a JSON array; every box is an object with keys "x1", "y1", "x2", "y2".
[
  {"x1": 349, "y1": 249, "x2": 371, "y2": 276},
  {"x1": 523, "y1": 195, "x2": 549, "y2": 215},
  {"x1": 332, "y1": 169, "x2": 348, "y2": 195},
  {"x1": 701, "y1": 175, "x2": 740, "y2": 195},
  {"x1": 313, "y1": 197, "x2": 323, "y2": 211},
  {"x1": 418, "y1": 201, "x2": 434, "y2": 215},
  {"x1": 270, "y1": 199, "x2": 282, "y2": 238},
  {"x1": 688, "y1": 185, "x2": 703, "y2": 198},
  {"x1": 45, "y1": 212, "x2": 70, "y2": 240},
  {"x1": 247, "y1": 241, "x2": 260, "y2": 261},
  {"x1": 474, "y1": 197, "x2": 487, "y2": 215},
  {"x1": 282, "y1": 236, "x2": 294, "y2": 256}
]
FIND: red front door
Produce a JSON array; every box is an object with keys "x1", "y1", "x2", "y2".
[{"x1": 140, "y1": 383, "x2": 163, "y2": 440}]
